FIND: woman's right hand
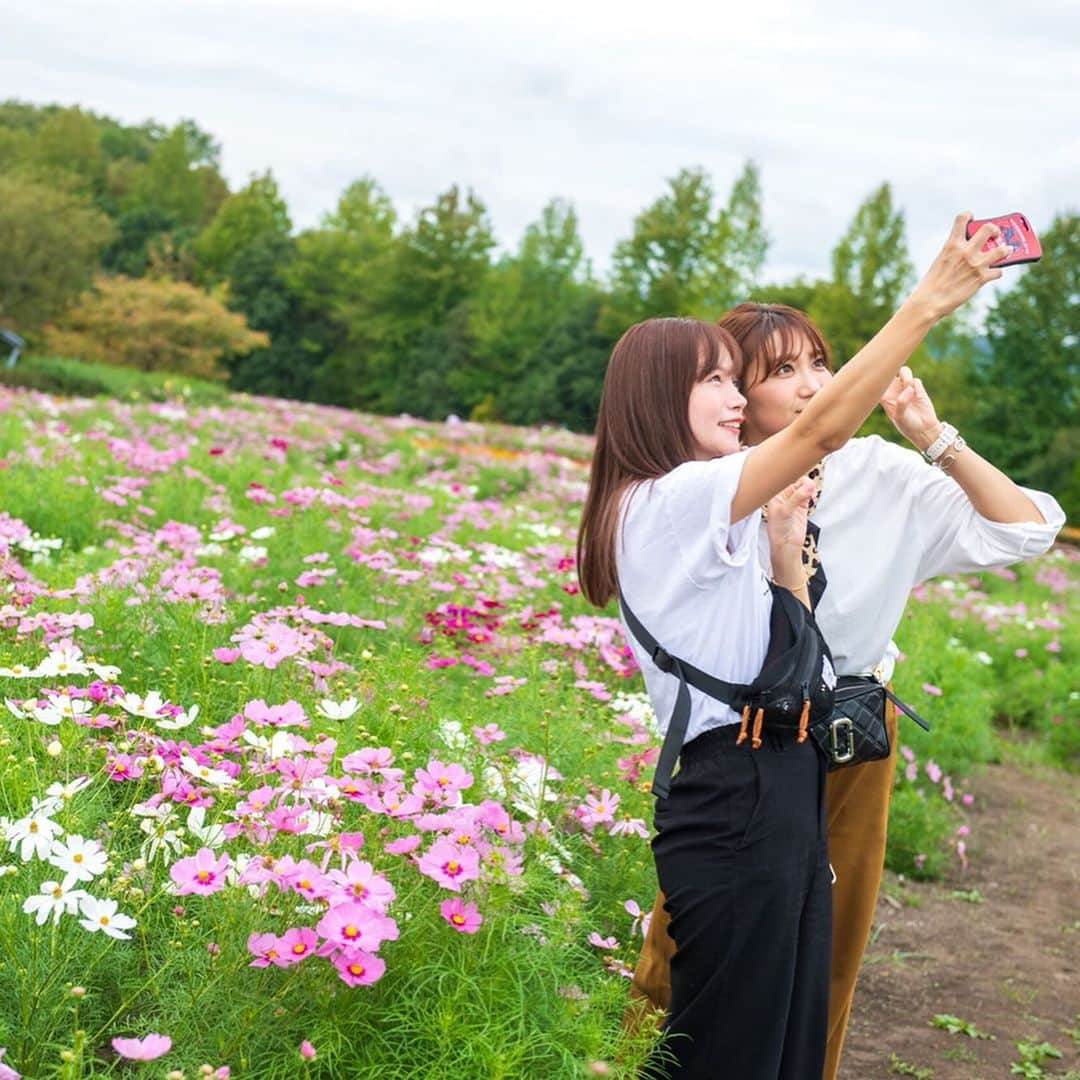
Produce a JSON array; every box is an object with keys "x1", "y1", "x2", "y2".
[{"x1": 907, "y1": 212, "x2": 1012, "y2": 322}]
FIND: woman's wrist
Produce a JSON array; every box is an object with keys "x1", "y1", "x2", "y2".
[{"x1": 908, "y1": 420, "x2": 945, "y2": 454}]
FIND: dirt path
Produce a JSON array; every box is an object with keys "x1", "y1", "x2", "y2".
[{"x1": 841, "y1": 759, "x2": 1080, "y2": 1079}]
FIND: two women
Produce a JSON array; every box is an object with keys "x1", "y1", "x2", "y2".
[
  {"x1": 577, "y1": 215, "x2": 1061, "y2": 1077},
  {"x1": 625, "y1": 296, "x2": 1064, "y2": 1077}
]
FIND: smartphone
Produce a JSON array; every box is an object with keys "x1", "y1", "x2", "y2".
[{"x1": 965, "y1": 213, "x2": 1042, "y2": 266}]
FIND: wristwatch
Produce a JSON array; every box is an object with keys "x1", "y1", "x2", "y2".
[{"x1": 923, "y1": 423, "x2": 963, "y2": 464}]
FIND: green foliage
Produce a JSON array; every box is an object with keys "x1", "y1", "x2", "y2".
[
  {"x1": 0, "y1": 353, "x2": 230, "y2": 404},
  {"x1": 0, "y1": 172, "x2": 114, "y2": 331},
  {"x1": 931, "y1": 1013, "x2": 995, "y2": 1038}
]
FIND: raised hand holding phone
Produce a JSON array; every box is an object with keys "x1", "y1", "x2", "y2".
[{"x1": 965, "y1": 212, "x2": 1042, "y2": 266}]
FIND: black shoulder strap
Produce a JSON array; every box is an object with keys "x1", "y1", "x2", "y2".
[{"x1": 619, "y1": 591, "x2": 752, "y2": 799}]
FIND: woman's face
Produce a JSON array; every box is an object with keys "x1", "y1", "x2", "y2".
[
  {"x1": 742, "y1": 332, "x2": 833, "y2": 445},
  {"x1": 687, "y1": 351, "x2": 746, "y2": 460}
]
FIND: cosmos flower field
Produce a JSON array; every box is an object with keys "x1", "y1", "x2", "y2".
[{"x1": 0, "y1": 384, "x2": 1074, "y2": 1078}]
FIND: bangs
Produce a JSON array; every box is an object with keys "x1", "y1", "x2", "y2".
[
  {"x1": 717, "y1": 303, "x2": 832, "y2": 392},
  {"x1": 694, "y1": 322, "x2": 744, "y2": 381}
]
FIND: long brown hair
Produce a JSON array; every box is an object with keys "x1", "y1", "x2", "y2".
[
  {"x1": 576, "y1": 317, "x2": 742, "y2": 607},
  {"x1": 718, "y1": 302, "x2": 831, "y2": 391}
]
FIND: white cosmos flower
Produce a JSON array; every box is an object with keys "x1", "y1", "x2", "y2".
[
  {"x1": 131, "y1": 803, "x2": 182, "y2": 863},
  {"x1": 238, "y1": 544, "x2": 268, "y2": 563},
  {"x1": 45, "y1": 776, "x2": 92, "y2": 803},
  {"x1": 315, "y1": 697, "x2": 360, "y2": 721},
  {"x1": 208, "y1": 527, "x2": 239, "y2": 542},
  {"x1": 0, "y1": 663, "x2": 40, "y2": 678},
  {"x1": 4, "y1": 698, "x2": 28, "y2": 719},
  {"x1": 437, "y1": 718, "x2": 469, "y2": 751},
  {"x1": 23, "y1": 879, "x2": 88, "y2": 925},
  {"x1": 179, "y1": 755, "x2": 235, "y2": 787},
  {"x1": 249, "y1": 526, "x2": 275, "y2": 540},
  {"x1": 48, "y1": 834, "x2": 107, "y2": 885},
  {"x1": 300, "y1": 810, "x2": 334, "y2": 836},
  {"x1": 78, "y1": 895, "x2": 136, "y2": 939},
  {"x1": 186, "y1": 806, "x2": 226, "y2": 849},
  {"x1": 156, "y1": 704, "x2": 199, "y2": 731},
  {"x1": 33, "y1": 696, "x2": 94, "y2": 726},
  {"x1": 34, "y1": 645, "x2": 90, "y2": 679},
  {"x1": 241, "y1": 729, "x2": 295, "y2": 759},
  {"x1": 6, "y1": 806, "x2": 63, "y2": 861},
  {"x1": 117, "y1": 691, "x2": 167, "y2": 719},
  {"x1": 87, "y1": 662, "x2": 121, "y2": 682}
]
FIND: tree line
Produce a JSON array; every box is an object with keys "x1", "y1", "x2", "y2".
[{"x1": 0, "y1": 100, "x2": 1076, "y2": 516}]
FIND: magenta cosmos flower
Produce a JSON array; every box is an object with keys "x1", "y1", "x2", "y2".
[
  {"x1": 170, "y1": 848, "x2": 231, "y2": 895},
  {"x1": 439, "y1": 897, "x2": 483, "y2": 934},
  {"x1": 111, "y1": 1033, "x2": 172, "y2": 1061},
  {"x1": 333, "y1": 947, "x2": 386, "y2": 987}
]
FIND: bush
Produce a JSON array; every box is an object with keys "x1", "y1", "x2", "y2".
[{"x1": 42, "y1": 274, "x2": 267, "y2": 379}]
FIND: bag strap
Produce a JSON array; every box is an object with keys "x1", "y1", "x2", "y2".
[
  {"x1": 619, "y1": 590, "x2": 753, "y2": 799},
  {"x1": 883, "y1": 686, "x2": 931, "y2": 731}
]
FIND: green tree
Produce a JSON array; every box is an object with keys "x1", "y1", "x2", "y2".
[
  {"x1": 974, "y1": 212, "x2": 1080, "y2": 517},
  {"x1": 0, "y1": 173, "x2": 114, "y2": 331},
  {"x1": 291, "y1": 177, "x2": 400, "y2": 407},
  {"x1": 195, "y1": 171, "x2": 292, "y2": 283},
  {"x1": 809, "y1": 182, "x2": 913, "y2": 366},
  {"x1": 602, "y1": 162, "x2": 768, "y2": 334},
  {"x1": 361, "y1": 185, "x2": 495, "y2": 415}
]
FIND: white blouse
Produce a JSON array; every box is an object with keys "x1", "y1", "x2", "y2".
[
  {"x1": 616, "y1": 451, "x2": 774, "y2": 744},
  {"x1": 778, "y1": 435, "x2": 1065, "y2": 678}
]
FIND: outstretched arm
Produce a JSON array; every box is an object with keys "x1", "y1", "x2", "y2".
[
  {"x1": 880, "y1": 367, "x2": 1045, "y2": 523},
  {"x1": 730, "y1": 213, "x2": 1009, "y2": 522}
]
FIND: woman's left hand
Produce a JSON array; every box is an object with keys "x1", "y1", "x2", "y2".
[{"x1": 880, "y1": 365, "x2": 943, "y2": 452}]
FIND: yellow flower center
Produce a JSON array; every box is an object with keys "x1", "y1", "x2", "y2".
[
  {"x1": 451, "y1": 914, "x2": 466, "y2": 926},
  {"x1": 446, "y1": 861, "x2": 460, "y2": 874},
  {"x1": 292, "y1": 943, "x2": 307, "y2": 954},
  {"x1": 348, "y1": 963, "x2": 364, "y2": 976},
  {"x1": 196, "y1": 870, "x2": 211, "y2": 882},
  {"x1": 99, "y1": 915, "x2": 111, "y2": 926},
  {"x1": 343, "y1": 925, "x2": 359, "y2": 939},
  {"x1": 73, "y1": 853, "x2": 84, "y2": 863}
]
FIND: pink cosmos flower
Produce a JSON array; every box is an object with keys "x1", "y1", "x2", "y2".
[
  {"x1": 609, "y1": 816, "x2": 649, "y2": 839},
  {"x1": 588, "y1": 932, "x2": 618, "y2": 949},
  {"x1": 579, "y1": 789, "x2": 619, "y2": 827},
  {"x1": 921, "y1": 682, "x2": 943, "y2": 697},
  {"x1": 472, "y1": 722, "x2": 506, "y2": 744},
  {"x1": 300, "y1": 1040, "x2": 317, "y2": 1060},
  {"x1": 416, "y1": 839, "x2": 480, "y2": 891},
  {"x1": 439, "y1": 897, "x2": 482, "y2": 934},
  {"x1": 316, "y1": 901, "x2": 399, "y2": 952},
  {"x1": 279, "y1": 926, "x2": 319, "y2": 964},
  {"x1": 111, "y1": 1033, "x2": 172, "y2": 1061},
  {"x1": 212, "y1": 648, "x2": 241, "y2": 664},
  {"x1": 234, "y1": 622, "x2": 304, "y2": 670},
  {"x1": 326, "y1": 859, "x2": 395, "y2": 912},
  {"x1": 248, "y1": 931, "x2": 289, "y2": 968},
  {"x1": 170, "y1": 848, "x2": 231, "y2": 895},
  {"x1": 414, "y1": 760, "x2": 473, "y2": 797},
  {"x1": 333, "y1": 948, "x2": 386, "y2": 987},
  {"x1": 384, "y1": 834, "x2": 422, "y2": 856},
  {"x1": 925, "y1": 761, "x2": 943, "y2": 784}
]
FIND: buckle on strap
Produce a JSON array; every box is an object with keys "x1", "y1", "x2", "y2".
[
  {"x1": 651, "y1": 645, "x2": 676, "y2": 674},
  {"x1": 829, "y1": 716, "x2": 855, "y2": 764}
]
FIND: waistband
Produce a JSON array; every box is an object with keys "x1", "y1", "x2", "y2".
[{"x1": 679, "y1": 720, "x2": 810, "y2": 768}]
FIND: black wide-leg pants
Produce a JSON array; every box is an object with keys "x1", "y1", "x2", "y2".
[{"x1": 645, "y1": 723, "x2": 831, "y2": 1080}]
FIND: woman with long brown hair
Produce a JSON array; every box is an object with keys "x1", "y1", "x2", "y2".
[{"x1": 577, "y1": 215, "x2": 1014, "y2": 1079}]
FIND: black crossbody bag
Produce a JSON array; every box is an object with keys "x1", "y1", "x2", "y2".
[
  {"x1": 818, "y1": 675, "x2": 931, "y2": 770},
  {"x1": 620, "y1": 582, "x2": 837, "y2": 799}
]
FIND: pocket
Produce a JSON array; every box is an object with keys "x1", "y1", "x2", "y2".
[{"x1": 733, "y1": 752, "x2": 767, "y2": 851}]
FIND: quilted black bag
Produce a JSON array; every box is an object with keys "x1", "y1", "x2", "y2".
[{"x1": 810, "y1": 676, "x2": 930, "y2": 771}]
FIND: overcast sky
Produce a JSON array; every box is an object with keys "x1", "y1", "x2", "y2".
[{"x1": 5, "y1": 0, "x2": 1077, "y2": 306}]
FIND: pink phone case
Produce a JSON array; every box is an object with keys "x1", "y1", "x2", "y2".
[{"x1": 965, "y1": 213, "x2": 1042, "y2": 266}]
